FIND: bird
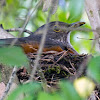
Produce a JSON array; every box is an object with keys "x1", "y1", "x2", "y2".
[
  {"x1": 0, "y1": 21, "x2": 85, "y2": 55},
  {"x1": 34, "y1": 21, "x2": 85, "y2": 43}
]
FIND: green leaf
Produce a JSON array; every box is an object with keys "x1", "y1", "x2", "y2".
[
  {"x1": 60, "y1": 81, "x2": 81, "y2": 100},
  {"x1": 22, "y1": 95, "x2": 33, "y2": 100},
  {"x1": 0, "y1": 46, "x2": 29, "y2": 67},
  {"x1": 87, "y1": 56, "x2": 100, "y2": 83},
  {"x1": 38, "y1": 92, "x2": 62, "y2": 100},
  {"x1": 68, "y1": 0, "x2": 84, "y2": 22},
  {"x1": 7, "y1": 82, "x2": 42, "y2": 100}
]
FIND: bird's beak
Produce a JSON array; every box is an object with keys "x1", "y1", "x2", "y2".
[{"x1": 70, "y1": 22, "x2": 85, "y2": 28}]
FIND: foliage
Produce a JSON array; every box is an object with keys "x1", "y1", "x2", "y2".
[
  {"x1": 68, "y1": 0, "x2": 84, "y2": 23},
  {"x1": 0, "y1": 46, "x2": 28, "y2": 67},
  {"x1": 87, "y1": 56, "x2": 100, "y2": 83},
  {"x1": 59, "y1": 81, "x2": 81, "y2": 100},
  {"x1": 6, "y1": 55, "x2": 99, "y2": 100},
  {"x1": 0, "y1": 0, "x2": 93, "y2": 53},
  {"x1": 7, "y1": 82, "x2": 42, "y2": 100},
  {"x1": 0, "y1": 0, "x2": 99, "y2": 100},
  {"x1": 7, "y1": 81, "x2": 82, "y2": 100},
  {"x1": 5, "y1": 54, "x2": 100, "y2": 100}
]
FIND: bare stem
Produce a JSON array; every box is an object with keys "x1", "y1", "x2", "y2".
[
  {"x1": 6, "y1": 28, "x2": 33, "y2": 35},
  {"x1": 0, "y1": 66, "x2": 17, "y2": 100},
  {"x1": 10, "y1": 0, "x2": 42, "y2": 46},
  {"x1": 29, "y1": 0, "x2": 57, "y2": 81},
  {"x1": 85, "y1": 0, "x2": 100, "y2": 53}
]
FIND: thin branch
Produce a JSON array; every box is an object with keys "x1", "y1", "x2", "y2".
[
  {"x1": 0, "y1": 66, "x2": 17, "y2": 100},
  {"x1": 10, "y1": 0, "x2": 42, "y2": 46},
  {"x1": 6, "y1": 28, "x2": 34, "y2": 35},
  {"x1": 77, "y1": 36, "x2": 100, "y2": 40},
  {"x1": 85, "y1": 0, "x2": 100, "y2": 53},
  {"x1": 29, "y1": 0, "x2": 57, "y2": 81},
  {"x1": 19, "y1": 0, "x2": 42, "y2": 35}
]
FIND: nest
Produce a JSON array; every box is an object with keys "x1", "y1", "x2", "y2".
[
  {"x1": 15, "y1": 51, "x2": 100, "y2": 99},
  {"x1": 16, "y1": 51, "x2": 88, "y2": 86}
]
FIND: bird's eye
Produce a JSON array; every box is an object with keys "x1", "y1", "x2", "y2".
[{"x1": 53, "y1": 25, "x2": 60, "y2": 32}]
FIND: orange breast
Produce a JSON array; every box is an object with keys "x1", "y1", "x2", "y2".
[{"x1": 21, "y1": 43, "x2": 63, "y2": 54}]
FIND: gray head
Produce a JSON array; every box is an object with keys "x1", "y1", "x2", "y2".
[{"x1": 34, "y1": 21, "x2": 85, "y2": 44}]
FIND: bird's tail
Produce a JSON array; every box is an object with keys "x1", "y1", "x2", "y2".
[{"x1": 0, "y1": 38, "x2": 20, "y2": 47}]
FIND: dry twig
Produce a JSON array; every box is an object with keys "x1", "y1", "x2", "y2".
[{"x1": 0, "y1": 66, "x2": 17, "y2": 100}]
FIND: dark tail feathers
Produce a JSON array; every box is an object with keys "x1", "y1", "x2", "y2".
[{"x1": 0, "y1": 38, "x2": 20, "y2": 47}]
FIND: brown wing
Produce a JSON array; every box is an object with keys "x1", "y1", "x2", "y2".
[{"x1": 18, "y1": 35, "x2": 66, "y2": 54}]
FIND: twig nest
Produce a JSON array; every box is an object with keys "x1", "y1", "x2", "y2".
[{"x1": 17, "y1": 51, "x2": 88, "y2": 86}]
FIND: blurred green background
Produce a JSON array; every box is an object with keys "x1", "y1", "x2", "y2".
[
  {"x1": 1, "y1": 1, "x2": 100, "y2": 100},
  {"x1": 0, "y1": 0, "x2": 94, "y2": 54}
]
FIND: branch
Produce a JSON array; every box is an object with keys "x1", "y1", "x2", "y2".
[
  {"x1": 85, "y1": 0, "x2": 100, "y2": 52},
  {"x1": 29, "y1": 0, "x2": 57, "y2": 81},
  {"x1": 6, "y1": 28, "x2": 34, "y2": 35},
  {"x1": 10, "y1": 0, "x2": 42, "y2": 46},
  {"x1": 0, "y1": 25, "x2": 14, "y2": 39},
  {"x1": 0, "y1": 66, "x2": 17, "y2": 100}
]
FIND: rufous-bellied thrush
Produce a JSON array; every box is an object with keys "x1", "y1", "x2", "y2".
[{"x1": 0, "y1": 21, "x2": 85, "y2": 55}]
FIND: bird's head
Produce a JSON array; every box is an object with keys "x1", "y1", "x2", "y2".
[
  {"x1": 35, "y1": 21, "x2": 85, "y2": 33},
  {"x1": 34, "y1": 21, "x2": 85, "y2": 43}
]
